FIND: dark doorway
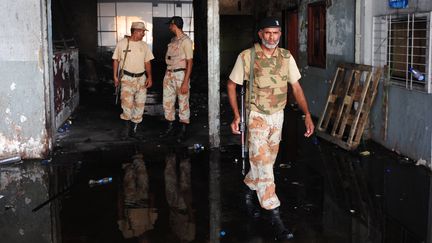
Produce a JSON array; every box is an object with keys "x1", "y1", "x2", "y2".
[
  {"x1": 283, "y1": 9, "x2": 299, "y2": 61},
  {"x1": 152, "y1": 17, "x2": 173, "y2": 92}
]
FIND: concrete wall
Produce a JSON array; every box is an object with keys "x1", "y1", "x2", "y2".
[
  {"x1": 0, "y1": 0, "x2": 52, "y2": 159},
  {"x1": 361, "y1": 0, "x2": 432, "y2": 167},
  {"x1": 296, "y1": 0, "x2": 355, "y2": 117}
]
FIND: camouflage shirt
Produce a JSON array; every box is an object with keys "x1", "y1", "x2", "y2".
[{"x1": 229, "y1": 43, "x2": 301, "y2": 114}]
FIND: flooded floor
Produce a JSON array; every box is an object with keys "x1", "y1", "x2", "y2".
[{"x1": 1, "y1": 88, "x2": 431, "y2": 243}]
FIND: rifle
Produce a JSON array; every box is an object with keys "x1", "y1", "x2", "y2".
[
  {"x1": 240, "y1": 84, "x2": 247, "y2": 176},
  {"x1": 239, "y1": 46, "x2": 255, "y2": 176},
  {"x1": 115, "y1": 82, "x2": 121, "y2": 105},
  {"x1": 114, "y1": 69, "x2": 123, "y2": 105}
]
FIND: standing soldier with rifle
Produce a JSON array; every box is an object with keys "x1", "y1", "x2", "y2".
[
  {"x1": 113, "y1": 22, "x2": 154, "y2": 139},
  {"x1": 227, "y1": 17, "x2": 314, "y2": 240}
]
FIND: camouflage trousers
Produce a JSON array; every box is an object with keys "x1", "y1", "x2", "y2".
[
  {"x1": 120, "y1": 75, "x2": 147, "y2": 123},
  {"x1": 162, "y1": 71, "x2": 190, "y2": 124},
  {"x1": 244, "y1": 110, "x2": 284, "y2": 210}
]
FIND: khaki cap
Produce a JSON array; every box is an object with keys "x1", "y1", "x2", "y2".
[{"x1": 131, "y1": 22, "x2": 148, "y2": 31}]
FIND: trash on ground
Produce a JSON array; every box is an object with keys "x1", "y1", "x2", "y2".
[
  {"x1": 0, "y1": 195, "x2": 4, "y2": 199},
  {"x1": 359, "y1": 151, "x2": 370, "y2": 156},
  {"x1": 0, "y1": 156, "x2": 22, "y2": 165},
  {"x1": 89, "y1": 177, "x2": 113, "y2": 186},
  {"x1": 5, "y1": 205, "x2": 14, "y2": 210},
  {"x1": 279, "y1": 163, "x2": 291, "y2": 169},
  {"x1": 41, "y1": 158, "x2": 52, "y2": 165},
  {"x1": 188, "y1": 143, "x2": 204, "y2": 152},
  {"x1": 416, "y1": 159, "x2": 428, "y2": 167},
  {"x1": 349, "y1": 209, "x2": 356, "y2": 214},
  {"x1": 291, "y1": 181, "x2": 304, "y2": 186}
]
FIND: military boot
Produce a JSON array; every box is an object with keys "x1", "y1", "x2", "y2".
[
  {"x1": 176, "y1": 123, "x2": 188, "y2": 143},
  {"x1": 243, "y1": 185, "x2": 261, "y2": 219},
  {"x1": 122, "y1": 120, "x2": 131, "y2": 140},
  {"x1": 160, "y1": 121, "x2": 175, "y2": 138},
  {"x1": 129, "y1": 122, "x2": 141, "y2": 140},
  {"x1": 267, "y1": 207, "x2": 294, "y2": 240}
]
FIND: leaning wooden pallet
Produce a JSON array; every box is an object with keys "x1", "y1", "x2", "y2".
[{"x1": 316, "y1": 63, "x2": 383, "y2": 150}]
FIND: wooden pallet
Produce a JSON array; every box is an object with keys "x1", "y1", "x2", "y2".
[{"x1": 316, "y1": 63, "x2": 383, "y2": 150}]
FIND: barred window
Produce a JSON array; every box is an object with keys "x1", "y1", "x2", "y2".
[{"x1": 373, "y1": 12, "x2": 432, "y2": 93}]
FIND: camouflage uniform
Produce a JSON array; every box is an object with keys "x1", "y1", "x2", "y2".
[
  {"x1": 113, "y1": 37, "x2": 154, "y2": 123},
  {"x1": 163, "y1": 34, "x2": 193, "y2": 124},
  {"x1": 229, "y1": 43, "x2": 301, "y2": 210}
]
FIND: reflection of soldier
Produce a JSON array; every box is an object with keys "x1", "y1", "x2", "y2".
[
  {"x1": 161, "y1": 16, "x2": 193, "y2": 142},
  {"x1": 164, "y1": 152, "x2": 196, "y2": 242},
  {"x1": 117, "y1": 153, "x2": 158, "y2": 241}
]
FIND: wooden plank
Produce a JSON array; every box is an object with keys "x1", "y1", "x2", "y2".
[
  {"x1": 351, "y1": 67, "x2": 383, "y2": 147},
  {"x1": 336, "y1": 70, "x2": 362, "y2": 138},
  {"x1": 316, "y1": 63, "x2": 383, "y2": 150},
  {"x1": 331, "y1": 68, "x2": 355, "y2": 136},
  {"x1": 317, "y1": 67, "x2": 344, "y2": 131}
]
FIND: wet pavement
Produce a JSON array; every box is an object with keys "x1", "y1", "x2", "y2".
[{"x1": 1, "y1": 88, "x2": 431, "y2": 243}]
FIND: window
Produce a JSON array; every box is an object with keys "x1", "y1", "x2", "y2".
[
  {"x1": 97, "y1": 1, "x2": 194, "y2": 49},
  {"x1": 373, "y1": 12, "x2": 432, "y2": 93},
  {"x1": 307, "y1": 1, "x2": 326, "y2": 68}
]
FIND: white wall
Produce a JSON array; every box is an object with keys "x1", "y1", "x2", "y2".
[
  {"x1": 361, "y1": 0, "x2": 432, "y2": 167},
  {"x1": 0, "y1": 0, "x2": 52, "y2": 158}
]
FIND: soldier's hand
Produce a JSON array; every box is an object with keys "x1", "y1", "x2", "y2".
[
  {"x1": 145, "y1": 78, "x2": 153, "y2": 88},
  {"x1": 230, "y1": 117, "x2": 241, "y2": 135},
  {"x1": 114, "y1": 77, "x2": 119, "y2": 87},
  {"x1": 304, "y1": 114, "x2": 315, "y2": 137},
  {"x1": 180, "y1": 82, "x2": 189, "y2": 94}
]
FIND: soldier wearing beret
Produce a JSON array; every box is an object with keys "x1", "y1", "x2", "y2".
[
  {"x1": 227, "y1": 17, "x2": 314, "y2": 240},
  {"x1": 113, "y1": 22, "x2": 154, "y2": 139}
]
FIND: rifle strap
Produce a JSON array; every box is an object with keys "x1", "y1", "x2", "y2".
[
  {"x1": 247, "y1": 45, "x2": 256, "y2": 122},
  {"x1": 119, "y1": 38, "x2": 130, "y2": 79}
]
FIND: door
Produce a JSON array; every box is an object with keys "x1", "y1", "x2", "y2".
[{"x1": 152, "y1": 17, "x2": 172, "y2": 92}]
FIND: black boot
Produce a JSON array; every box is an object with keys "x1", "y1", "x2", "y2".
[
  {"x1": 160, "y1": 121, "x2": 175, "y2": 138},
  {"x1": 176, "y1": 123, "x2": 187, "y2": 143},
  {"x1": 268, "y1": 207, "x2": 294, "y2": 240},
  {"x1": 122, "y1": 120, "x2": 131, "y2": 140},
  {"x1": 129, "y1": 122, "x2": 140, "y2": 139},
  {"x1": 244, "y1": 186, "x2": 261, "y2": 219}
]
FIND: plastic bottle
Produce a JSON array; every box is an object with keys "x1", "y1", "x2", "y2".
[
  {"x1": 409, "y1": 67, "x2": 425, "y2": 81},
  {"x1": 0, "y1": 156, "x2": 22, "y2": 165},
  {"x1": 188, "y1": 143, "x2": 204, "y2": 152},
  {"x1": 89, "y1": 177, "x2": 113, "y2": 186},
  {"x1": 388, "y1": 0, "x2": 408, "y2": 9}
]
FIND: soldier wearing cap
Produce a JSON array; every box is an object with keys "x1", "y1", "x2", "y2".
[
  {"x1": 227, "y1": 17, "x2": 315, "y2": 240},
  {"x1": 113, "y1": 21, "x2": 154, "y2": 139},
  {"x1": 160, "y1": 16, "x2": 194, "y2": 142}
]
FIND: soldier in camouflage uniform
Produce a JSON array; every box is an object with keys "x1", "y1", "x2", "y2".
[
  {"x1": 227, "y1": 17, "x2": 314, "y2": 240},
  {"x1": 113, "y1": 22, "x2": 154, "y2": 139},
  {"x1": 161, "y1": 16, "x2": 193, "y2": 142}
]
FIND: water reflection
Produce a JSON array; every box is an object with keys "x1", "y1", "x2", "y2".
[
  {"x1": 164, "y1": 151, "x2": 196, "y2": 242},
  {"x1": 118, "y1": 153, "x2": 157, "y2": 242}
]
